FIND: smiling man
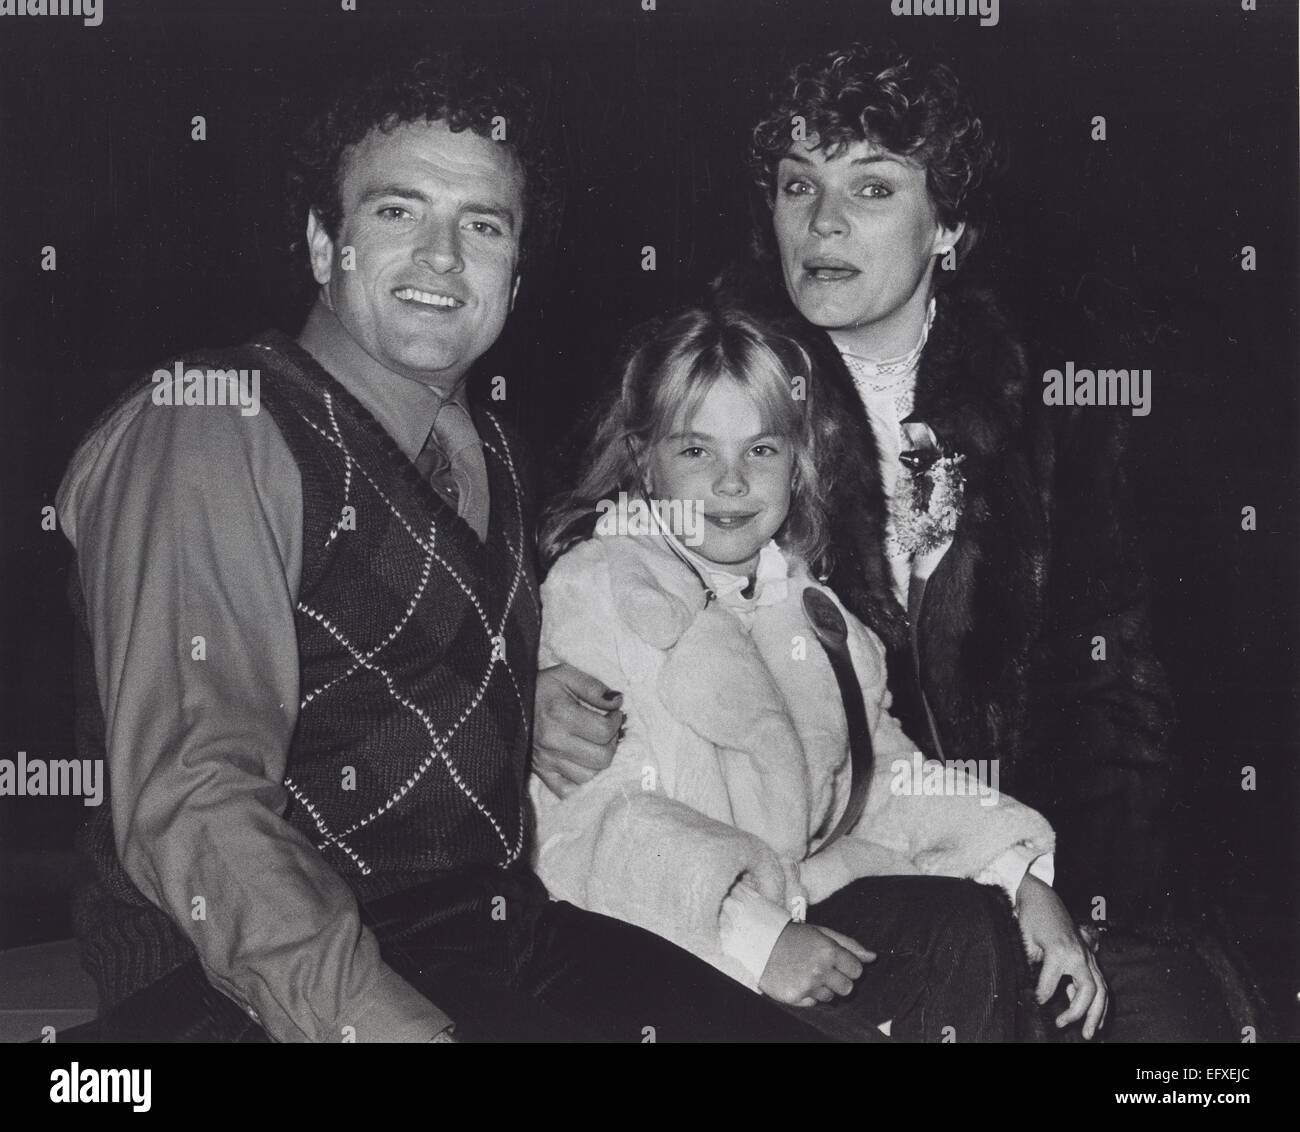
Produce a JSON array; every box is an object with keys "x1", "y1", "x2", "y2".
[
  {"x1": 302, "y1": 118, "x2": 523, "y2": 397},
  {"x1": 57, "y1": 53, "x2": 828, "y2": 1043}
]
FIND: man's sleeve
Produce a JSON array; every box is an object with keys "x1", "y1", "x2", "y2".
[{"x1": 59, "y1": 390, "x2": 450, "y2": 1043}]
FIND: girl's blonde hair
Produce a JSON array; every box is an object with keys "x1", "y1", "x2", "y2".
[{"x1": 541, "y1": 301, "x2": 831, "y2": 572}]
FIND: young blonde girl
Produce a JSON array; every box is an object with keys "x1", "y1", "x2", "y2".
[{"x1": 532, "y1": 302, "x2": 1055, "y2": 1041}]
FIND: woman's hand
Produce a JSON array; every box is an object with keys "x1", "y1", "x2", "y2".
[
  {"x1": 759, "y1": 922, "x2": 876, "y2": 1007},
  {"x1": 1015, "y1": 873, "x2": 1109, "y2": 1039},
  {"x1": 532, "y1": 663, "x2": 624, "y2": 798}
]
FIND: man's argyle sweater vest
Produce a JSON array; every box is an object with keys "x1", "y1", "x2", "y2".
[{"x1": 69, "y1": 331, "x2": 541, "y2": 1012}]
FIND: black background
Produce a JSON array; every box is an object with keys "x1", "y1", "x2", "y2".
[{"x1": 1, "y1": 0, "x2": 1296, "y2": 1033}]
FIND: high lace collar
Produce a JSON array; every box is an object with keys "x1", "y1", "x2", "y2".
[
  {"x1": 840, "y1": 295, "x2": 937, "y2": 400},
  {"x1": 840, "y1": 294, "x2": 937, "y2": 375}
]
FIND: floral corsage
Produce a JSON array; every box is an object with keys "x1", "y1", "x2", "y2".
[{"x1": 887, "y1": 422, "x2": 966, "y2": 559}]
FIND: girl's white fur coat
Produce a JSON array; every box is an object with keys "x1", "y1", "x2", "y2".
[{"x1": 530, "y1": 533, "x2": 1054, "y2": 988}]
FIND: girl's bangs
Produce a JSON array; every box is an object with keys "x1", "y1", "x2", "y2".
[{"x1": 650, "y1": 335, "x2": 803, "y2": 442}]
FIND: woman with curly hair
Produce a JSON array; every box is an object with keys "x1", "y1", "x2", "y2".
[{"x1": 535, "y1": 42, "x2": 1239, "y2": 1042}]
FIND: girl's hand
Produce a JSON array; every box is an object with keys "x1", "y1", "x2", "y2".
[
  {"x1": 1015, "y1": 873, "x2": 1109, "y2": 1039},
  {"x1": 533, "y1": 663, "x2": 623, "y2": 797},
  {"x1": 759, "y1": 922, "x2": 876, "y2": 1006}
]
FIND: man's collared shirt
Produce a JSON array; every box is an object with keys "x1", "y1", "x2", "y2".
[{"x1": 57, "y1": 304, "x2": 485, "y2": 1042}]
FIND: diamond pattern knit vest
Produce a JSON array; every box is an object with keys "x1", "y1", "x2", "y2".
[{"x1": 68, "y1": 331, "x2": 540, "y2": 1012}]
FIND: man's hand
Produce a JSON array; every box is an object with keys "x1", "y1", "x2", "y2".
[
  {"x1": 758, "y1": 922, "x2": 876, "y2": 1007},
  {"x1": 1016, "y1": 873, "x2": 1109, "y2": 1039},
  {"x1": 532, "y1": 663, "x2": 624, "y2": 798}
]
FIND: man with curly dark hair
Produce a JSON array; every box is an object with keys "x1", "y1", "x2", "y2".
[
  {"x1": 287, "y1": 52, "x2": 562, "y2": 278},
  {"x1": 535, "y1": 43, "x2": 1246, "y2": 1042},
  {"x1": 58, "y1": 52, "x2": 835, "y2": 1043}
]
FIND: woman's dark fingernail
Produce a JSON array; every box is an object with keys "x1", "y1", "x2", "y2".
[{"x1": 602, "y1": 690, "x2": 623, "y2": 702}]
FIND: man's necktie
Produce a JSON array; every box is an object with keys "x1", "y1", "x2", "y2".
[{"x1": 414, "y1": 400, "x2": 489, "y2": 542}]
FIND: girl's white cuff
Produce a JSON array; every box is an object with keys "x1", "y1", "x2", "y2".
[{"x1": 718, "y1": 880, "x2": 793, "y2": 984}]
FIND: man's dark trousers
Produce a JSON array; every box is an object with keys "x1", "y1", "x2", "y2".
[{"x1": 94, "y1": 868, "x2": 1037, "y2": 1043}]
